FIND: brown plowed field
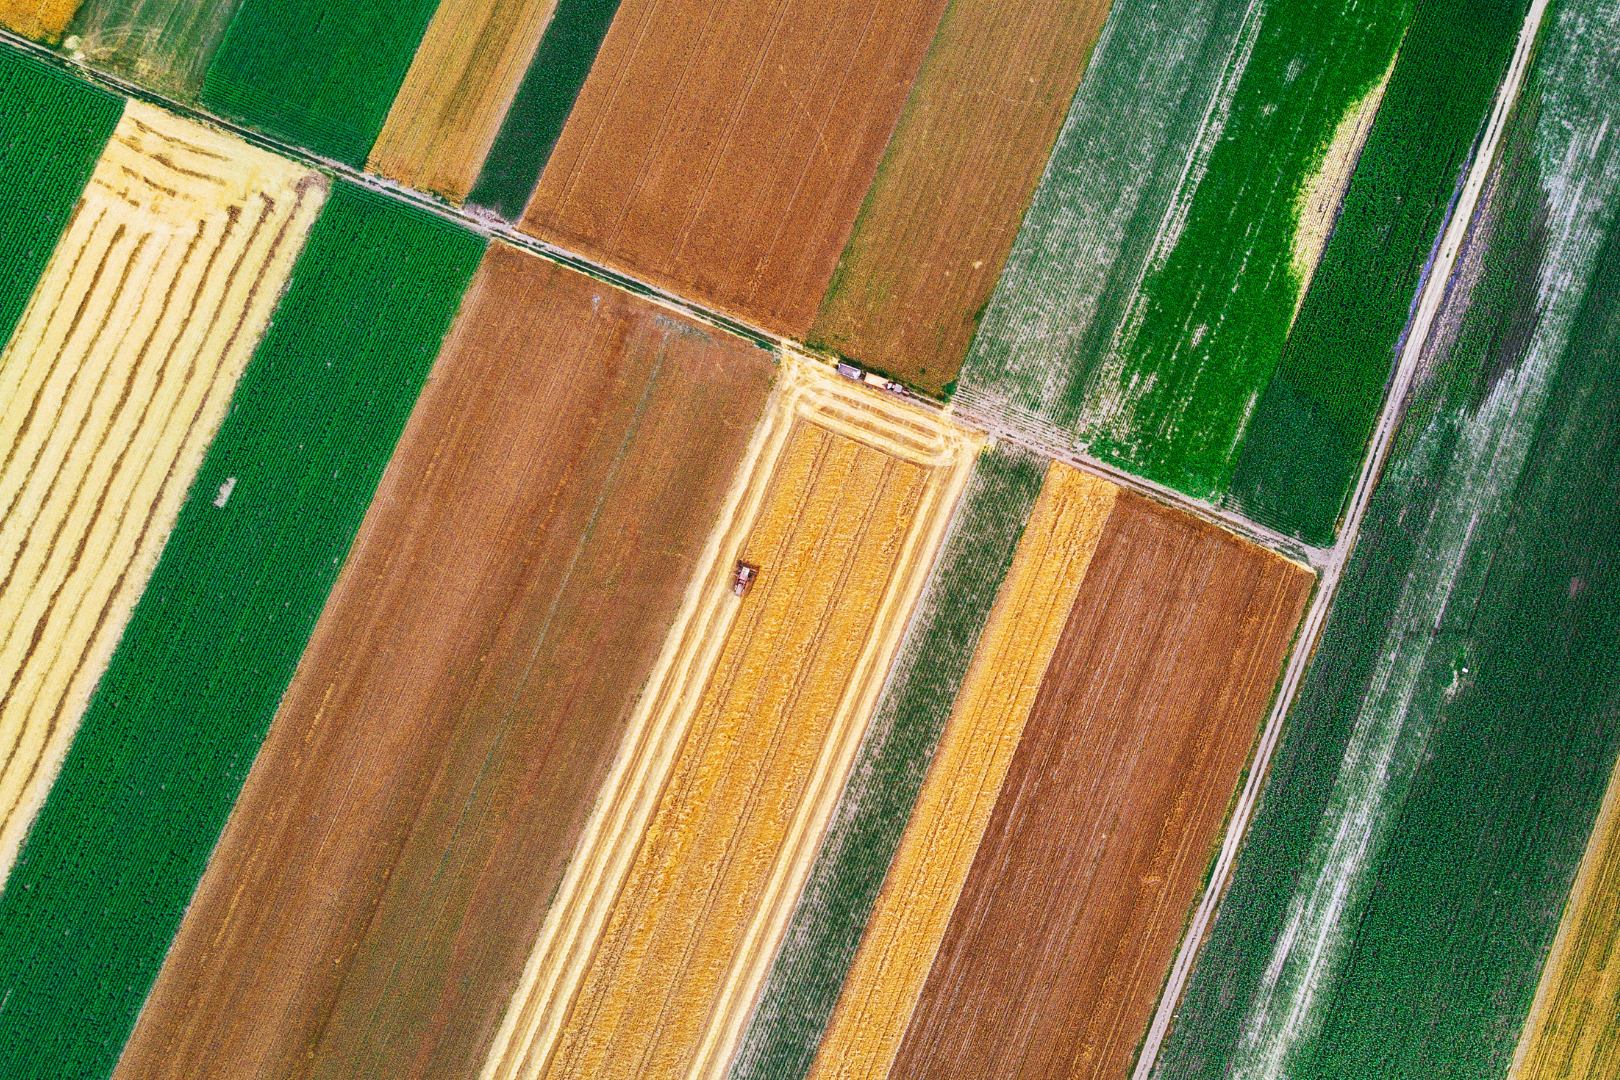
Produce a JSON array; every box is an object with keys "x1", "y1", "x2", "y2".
[
  {"x1": 889, "y1": 492, "x2": 1312, "y2": 1080},
  {"x1": 516, "y1": 0, "x2": 949, "y2": 339},
  {"x1": 111, "y1": 242, "x2": 774, "y2": 1080},
  {"x1": 809, "y1": 0, "x2": 1113, "y2": 394}
]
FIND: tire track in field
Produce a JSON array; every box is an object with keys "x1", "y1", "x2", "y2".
[{"x1": 0, "y1": 99, "x2": 321, "y2": 882}]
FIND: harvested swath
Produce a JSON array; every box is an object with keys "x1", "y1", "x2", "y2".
[
  {"x1": 1511, "y1": 753, "x2": 1620, "y2": 1079},
  {"x1": 517, "y1": 0, "x2": 949, "y2": 338},
  {"x1": 1155, "y1": 9, "x2": 1620, "y2": 1074},
  {"x1": 466, "y1": 0, "x2": 621, "y2": 220},
  {"x1": 809, "y1": 463, "x2": 1119, "y2": 1080},
  {"x1": 808, "y1": 0, "x2": 1113, "y2": 394},
  {"x1": 1228, "y1": 0, "x2": 1530, "y2": 543},
  {"x1": 483, "y1": 359, "x2": 979, "y2": 1080},
  {"x1": 66, "y1": 0, "x2": 247, "y2": 97},
  {"x1": 890, "y1": 492, "x2": 1311, "y2": 1080},
  {"x1": 114, "y1": 244, "x2": 774, "y2": 1080},
  {"x1": 0, "y1": 101, "x2": 323, "y2": 883},
  {"x1": 0, "y1": 49, "x2": 120, "y2": 346},
  {"x1": 200, "y1": 0, "x2": 443, "y2": 165},
  {"x1": 367, "y1": 0, "x2": 562, "y2": 202},
  {"x1": 730, "y1": 441, "x2": 1048, "y2": 1080},
  {"x1": 0, "y1": 182, "x2": 481, "y2": 1080}
]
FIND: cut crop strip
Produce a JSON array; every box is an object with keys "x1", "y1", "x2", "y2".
[
  {"x1": 0, "y1": 181, "x2": 482, "y2": 1080},
  {"x1": 728, "y1": 440, "x2": 1047, "y2": 1080},
  {"x1": 481, "y1": 357, "x2": 980, "y2": 1080},
  {"x1": 804, "y1": 462, "x2": 1117, "y2": 1080},
  {"x1": 0, "y1": 100, "x2": 323, "y2": 887}
]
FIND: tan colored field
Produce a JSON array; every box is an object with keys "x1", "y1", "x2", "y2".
[
  {"x1": 111, "y1": 246, "x2": 773, "y2": 1080},
  {"x1": 1510, "y1": 752, "x2": 1620, "y2": 1079},
  {"x1": 808, "y1": 461, "x2": 1116, "y2": 1080},
  {"x1": 482, "y1": 357, "x2": 979, "y2": 1080},
  {"x1": 0, "y1": 100, "x2": 320, "y2": 882},
  {"x1": 368, "y1": 0, "x2": 560, "y2": 201},
  {"x1": 518, "y1": 0, "x2": 949, "y2": 338},
  {"x1": 889, "y1": 493, "x2": 1311, "y2": 1080},
  {"x1": 810, "y1": 0, "x2": 1114, "y2": 393}
]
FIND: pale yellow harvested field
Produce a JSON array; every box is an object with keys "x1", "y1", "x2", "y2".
[
  {"x1": 481, "y1": 357, "x2": 980, "y2": 1080},
  {"x1": 0, "y1": 100, "x2": 322, "y2": 880},
  {"x1": 806, "y1": 462, "x2": 1116, "y2": 1080},
  {"x1": 1510, "y1": 752, "x2": 1620, "y2": 1079},
  {"x1": 368, "y1": 0, "x2": 560, "y2": 201}
]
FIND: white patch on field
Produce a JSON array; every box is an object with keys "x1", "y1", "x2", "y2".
[
  {"x1": 1228, "y1": 5, "x2": 1620, "y2": 1072},
  {"x1": 212, "y1": 476, "x2": 237, "y2": 508}
]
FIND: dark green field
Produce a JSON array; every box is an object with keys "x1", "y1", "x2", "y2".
[
  {"x1": 1228, "y1": 0, "x2": 1529, "y2": 545},
  {"x1": 0, "y1": 182, "x2": 483, "y2": 1080},
  {"x1": 0, "y1": 49, "x2": 120, "y2": 350},
  {"x1": 467, "y1": 0, "x2": 621, "y2": 220},
  {"x1": 1153, "y1": 9, "x2": 1620, "y2": 1074},
  {"x1": 200, "y1": 0, "x2": 442, "y2": 164},
  {"x1": 728, "y1": 442, "x2": 1045, "y2": 1080}
]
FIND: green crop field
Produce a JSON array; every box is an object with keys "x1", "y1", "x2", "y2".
[
  {"x1": 1153, "y1": 6, "x2": 1620, "y2": 1075},
  {"x1": 467, "y1": 0, "x2": 621, "y2": 220},
  {"x1": 728, "y1": 441, "x2": 1045, "y2": 1080},
  {"x1": 0, "y1": 49, "x2": 120, "y2": 350},
  {"x1": 200, "y1": 0, "x2": 442, "y2": 164},
  {"x1": 959, "y1": 0, "x2": 1524, "y2": 545},
  {"x1": 0, "y1": 182, "x2": 483, "y2": 1080},
  {"x1": 1229, "y1": 0, "x2": 1529, "y2": 545},
  {"x1": 66, "y1": 0, "x2": 244, "y2": 97}
]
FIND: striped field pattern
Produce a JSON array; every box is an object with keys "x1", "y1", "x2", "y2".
[{"x1": 0, "y1": 99, "x2": 322, "y2": 881}]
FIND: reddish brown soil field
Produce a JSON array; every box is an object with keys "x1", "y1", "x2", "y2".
[
  {"x1": 111, "y1": 242, "x2": 775, "y2": 1080},
  {"x1": 889, "y1": 492, "x2": 1312, "y2": 1080},
  {"x1": 810, "y1": 0, "x2": 1113, "y2": 394},
  {"x1": 517, "y1": 0, "x2": 949, "y2": 339}
]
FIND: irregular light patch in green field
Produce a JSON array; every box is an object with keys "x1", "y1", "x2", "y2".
[
  {"x1": 0, "y1": 182, "x2": 483, "y2": 1080},
  {"x1": 66, "y1": 0, "x2": 242, "y2": 97},
  {"x1": 728, "y1": 442, "x2": 1045, "y2": 1080},
  {"x1": 200, "y1": 0, "x2": 442, "y2": 164},
  {"x1": 0, "y1": 49, "x2": 120, "y2": 348},
  {"x1": 467, "y1": 0, "x2": 621, "y2": 221},
  {"x1": 1229, "y1": 0, "x2": 1530, "y2": 544},
  {"x1": 1154, "y1": 6, "x2": 1620, "y2": 1075}
]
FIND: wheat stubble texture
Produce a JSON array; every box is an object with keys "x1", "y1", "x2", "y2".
[
  {"x1": 539, "y1": 421, "x2": 926, "y2": 1080},
  {"x1": 110, "y1": 244, "x2": 773, "y2": 1080},
  {"x1": 807, "y1": 462, "x2": 1116, "y2": 1080},
  {"x1": 367, "y1": 0, "x2": 561, "y2": 201},
  {"x1": 890, "y1": 493, "x2": 1312, "y2": 1080},
  {"x1": 517, "y1": 0, "x2": 949, "y2": 338},
  {"x1": 809, "y1": 0, "x2": 1112, "y2": 393},
  {"x1": 0, "y1": 100, "x2": 320, "y2": 881}
]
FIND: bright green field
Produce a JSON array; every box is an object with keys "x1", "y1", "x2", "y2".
[
  {"x1": 200, "y1": 0, "x2": 442, "y2": 164},
  {"x1": 0, "y1": 49, "x2": 121, "y2": 350},
  {"x1": 1153, "y1": 6, "x2": 1620, "y2": 1073},
  {"x1": 729, "y1": 442, "x2": 1045, "y2": 1080},
  {"x1": 0, "y1": 182, "x2": 483, "y2": 1080}
]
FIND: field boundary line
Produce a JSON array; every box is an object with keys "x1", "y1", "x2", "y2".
[
  {"x1": 5, "y1": 27, "x2": 1335, "y2": 576},
  {"x1": 1125, "y1": 2, "x2": 1552, "y2": 1075}
]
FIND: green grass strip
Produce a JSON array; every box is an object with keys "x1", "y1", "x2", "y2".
[
  {"x1": 466, "y1": 0, "x2": 622, "y2": 220},
  {"x1": 0, "y1": 47, "x2": 121, "y2": 350},
  {"x1": 1153, "y1": 13, "x2": 1620, "y2": 1073},
  {"x1": 0, "y1": 181, "x2": 483, "y2": 1080},
  {"x1": 199, "y1": 0, "x2": 444, "y2": 165},
  {"x1": 65, "y1": 0, "x2": 246, "y2": 98},
  {"x1": 727, "y1": 441, "x2": 1046, "y2": 1080},
  {"x1": 1227, "y1": 0, "x2": 1530, "y2": 546}
]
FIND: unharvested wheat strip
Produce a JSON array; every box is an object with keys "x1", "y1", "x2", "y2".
[
  {"x1": 482, "y1": 357, "x2": 979, "y2": 1080},
  {"x1": 0, "y1": 100, "x2": 322, "y2": 881},
  {"x1": 806, "y1": 462, "x2": 1115, "y2": 1080},
  {"x1": 1510, "y1": 751, "x2": 1620, "y2": 1079},
  {"x1": 0, "y1": 0, "x2": 78, "y2": 41},
  {"x1": 368, "y1": 0, "x2": 562, "y2": 201}
]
